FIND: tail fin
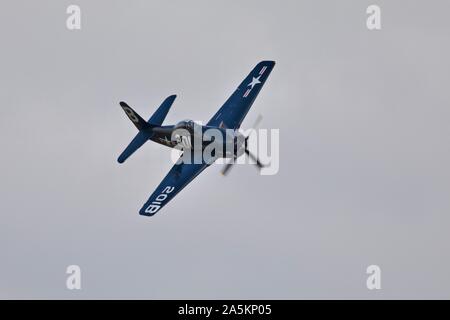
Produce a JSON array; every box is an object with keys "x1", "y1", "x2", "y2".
[
  {"x1": 117, "y1": 95, "x2": 177, "y2": 163},
  {"x1": 148, "y1": 94, "x2": 176, "y2": 126},
  {"x1": 119, "y1": 101, "x2": 150, "y2": 131}
]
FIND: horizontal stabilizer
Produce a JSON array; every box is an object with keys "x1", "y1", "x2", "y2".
[
  {"x1": 117, "y1": 131, "x2": 150, "y2": 163},
  {"x1": 148, "y1": 95, "x2": 176, "y2": 126}
]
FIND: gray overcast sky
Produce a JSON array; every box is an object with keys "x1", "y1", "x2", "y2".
[{"x1": 1, "y1": 0, "x2": 450, "y2": 299}]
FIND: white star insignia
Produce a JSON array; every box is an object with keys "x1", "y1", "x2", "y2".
[{"x1": 248, "y1": 76, "x2": 261, "y2": 89}]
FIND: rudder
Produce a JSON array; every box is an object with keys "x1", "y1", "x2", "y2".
[{"x1": 120, "y1": 101, "x2": 149, "y2": 131}]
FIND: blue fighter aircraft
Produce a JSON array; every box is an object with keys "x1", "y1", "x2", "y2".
[{"x1": 118, "y1": 61, "x2": 275, "y2": 216}]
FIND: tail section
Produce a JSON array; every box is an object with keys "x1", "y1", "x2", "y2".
[
  {"x1": 117, "y1": 131, "x2": 151, "y2": 163},
  {"x1": 118, "y1": 95, "x2": 176, "y2": 163},
  {"x1": 119, "y1": 101, "x2": 150, "y2": 131},
  {"x1": 148, "y1": 94, "x2": 176, "y2": 126}
]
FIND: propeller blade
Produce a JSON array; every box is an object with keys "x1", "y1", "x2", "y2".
[
  {"x1": 224, "y1": 114, "x2": 265, "y2": 176},
  {"x1": 245, "y1": 149, "x2": 265, "y2": 169},
  {"x1": 221, "y1": 160, "x2": 235, "y2": 176},
  {"x1": 252, "y1": 114, "x2": 263, "y2": 130},
  {"x1": 245, "y1": 114, "x2": 263, "y2": 145}
]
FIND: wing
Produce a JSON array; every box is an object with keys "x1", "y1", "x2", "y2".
[
  {"x1": 207, "y1": 60, "x2": 275, "y2": 129},
  {"x1": 139, "y1": 158, "x2": 209, "y2": 216}
]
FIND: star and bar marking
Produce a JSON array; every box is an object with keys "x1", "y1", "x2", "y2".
[{"x1": 243, "y1": 65, "x2": 267, "y2": 98}]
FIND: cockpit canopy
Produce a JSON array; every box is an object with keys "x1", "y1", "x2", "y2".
[{"x1": 175, "y1": 119, "x2": 195, "y2": 131}]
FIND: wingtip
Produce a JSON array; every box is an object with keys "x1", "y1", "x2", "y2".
[
  {"x1": 165, "y1": 94, "x2": 177, "y2": 102},
  {"x1": 139, "y1": 209, "x2": 155, "y2": 217},
  {"x1": 260, "y1": 60, "x2": 276, "y2": 65}
]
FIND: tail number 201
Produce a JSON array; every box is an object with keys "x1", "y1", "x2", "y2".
[{"x1": 145, "y1": 186, "x2": 175, "y2": 214}]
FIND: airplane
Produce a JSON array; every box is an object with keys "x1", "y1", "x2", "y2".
[{"x1": 118, "y1": 60, "x2": 275, "y2": 216}]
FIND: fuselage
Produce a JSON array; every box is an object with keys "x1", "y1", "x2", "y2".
[{"x1": 149, "y1": 120, "x2": 245, "y2": 159}]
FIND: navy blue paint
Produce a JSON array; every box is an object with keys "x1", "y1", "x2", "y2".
[
  {"x1": 148, "y1": 94, "x2": 176, "y2": 126},
  {"x1": 118, "y1": 61, "x2": 275, "y2": 216},
  {"x1": 207, "y1": 60, "x2": 275, "y2": 129}
]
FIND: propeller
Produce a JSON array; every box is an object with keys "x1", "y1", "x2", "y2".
[
  {"x1": 221, "y1": 115, "x2": 268, "y2": 176},
  {"x1": 251, "y1": 114, "x2": 263, "y2": 130}
]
